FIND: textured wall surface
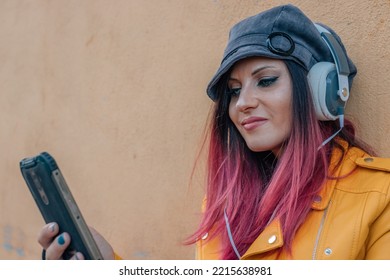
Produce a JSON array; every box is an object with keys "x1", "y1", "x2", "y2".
[{"x1": 0, "y1": 0, "x2": 389, "y2": 259}]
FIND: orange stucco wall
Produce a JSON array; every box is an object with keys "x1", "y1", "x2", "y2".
[{"x1": 0, "y1": 0, "x2": 389, "y2": 259}]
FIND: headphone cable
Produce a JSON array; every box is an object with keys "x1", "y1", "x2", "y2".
[
  {"x1": 318, "y1": 107, "x2": 344, "y2": 150},
  {"x1": 223, "y1": 208, "x2": 242, "y2": 259}
]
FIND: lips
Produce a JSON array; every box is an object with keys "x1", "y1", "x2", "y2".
[{"x1": 241, "y1": 116, "x2": 268, "y2": 131}]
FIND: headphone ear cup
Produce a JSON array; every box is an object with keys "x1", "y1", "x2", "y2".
[{"x1": 307, "y1": 62, "x2": 338, "y2": 121}]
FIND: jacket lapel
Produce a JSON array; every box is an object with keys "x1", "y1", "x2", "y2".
[{"x1": 241, "y1": 219, "x2": 284, "y2": 259}]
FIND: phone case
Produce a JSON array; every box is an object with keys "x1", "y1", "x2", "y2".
[{"x1": 20, "y1": 152, "x2": 103, "y2": 260}]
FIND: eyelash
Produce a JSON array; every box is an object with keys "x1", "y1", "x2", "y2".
[
  {"x1": 228, "y1": 77, "x2": 278, "y2": 96},
  {"x1": 258, "y1": 76, "x2": 278, "y2": 87}
]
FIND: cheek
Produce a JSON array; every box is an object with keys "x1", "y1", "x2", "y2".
[
  {"x1": 280, "y1": 102, "x2": 293, "y2": 137},
  {"x1": 228, "y1": 101, "x2": 238, "y2": 124},
  {"x1": 275, "y1": 84, "x2": 293, "y2": 121},
  {"x1": 279, "y1": 100, "x2": 292, "y2": 126}
]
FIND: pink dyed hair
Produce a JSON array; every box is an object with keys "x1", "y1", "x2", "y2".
[{"x1": 186, "y1": 60, "x2": 370, "y2": 259}]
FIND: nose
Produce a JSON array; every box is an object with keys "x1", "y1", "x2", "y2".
[{"x1": 235, "y1": 86, "x2": 258, "y2": 112}]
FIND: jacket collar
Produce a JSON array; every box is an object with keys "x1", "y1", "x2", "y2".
[
  {"x1": 242, "y1": 141, "x2": 365, "y2": 259},
  {"x1": 312, "y1": 140, "x2": 365, "y2": 210},
  {"x1": 241, "y1": 219, "x2": 283, "y2": 259}
]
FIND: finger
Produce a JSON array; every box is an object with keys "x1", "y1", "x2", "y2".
[
  {"x1": 89, "y1": 227, "x2": 114, "y2": 260},
  {"x1": 69, "y1": 252, "x2": 85, "y2": 260},
  {"x1": 45, "y1": 232, "x2": 71, "y2": 260},
  {"x1": 37, "y1": 222, "x2": 59, "y2": 249}
]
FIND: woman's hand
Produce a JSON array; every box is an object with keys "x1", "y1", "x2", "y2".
[{"x1": 37, "y1": 222, "x2": 115, "y2": 260}]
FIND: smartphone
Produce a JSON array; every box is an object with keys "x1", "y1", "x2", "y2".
[{"x1": 20, "y1": 152, "x2": 103, "y2": 260}]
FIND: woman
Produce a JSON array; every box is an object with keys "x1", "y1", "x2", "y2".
[{"x1": 38, "y1": 4, "x2": 390, "y2": 260}]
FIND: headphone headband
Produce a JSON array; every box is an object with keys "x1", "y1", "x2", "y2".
[{"x1": 314, "y1": 24, "x2": 351, "y2": 102}]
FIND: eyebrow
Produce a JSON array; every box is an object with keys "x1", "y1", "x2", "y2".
[{"x1": 229, "y1": 65, "x2": 277, "y2": 81}]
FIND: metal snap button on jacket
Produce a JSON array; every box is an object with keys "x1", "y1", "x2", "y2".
[
  {"x1": 324, "y1": 248, "x2": 332, "y2": 255},
  {"x1": 268, "y1": 235, "x2": 277, "y2": 244}
]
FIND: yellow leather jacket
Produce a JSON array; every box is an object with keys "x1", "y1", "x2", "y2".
[{"x1": 196, "y1": 146, "x2": 390, "y2": 260}]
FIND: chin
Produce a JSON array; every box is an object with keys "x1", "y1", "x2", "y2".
[
  {"x1": 246, "y1": 143, "x2": 272, "y2": 153},
  {"x1": 245, "y1": 140, "x2": 282, "y2": 154}
]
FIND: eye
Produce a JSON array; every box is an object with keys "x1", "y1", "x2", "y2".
[
  {"x1": 257, "y1": 77, "x2": 278, "y2": 87},
  {"x1": 227, "y1": 87, "x2": 241, "y2": 97}
]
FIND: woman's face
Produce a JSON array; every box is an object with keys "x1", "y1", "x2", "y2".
[{"x1": 228, "y1": 57, "x2": 293, "y2": 155}]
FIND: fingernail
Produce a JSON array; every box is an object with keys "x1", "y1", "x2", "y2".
[
  {"x1": 49, "y1": 223, "x2": 56, "y2": 232},
  {"x1": 57, "y1": 234, "x2": 65, "y2": 245}
]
